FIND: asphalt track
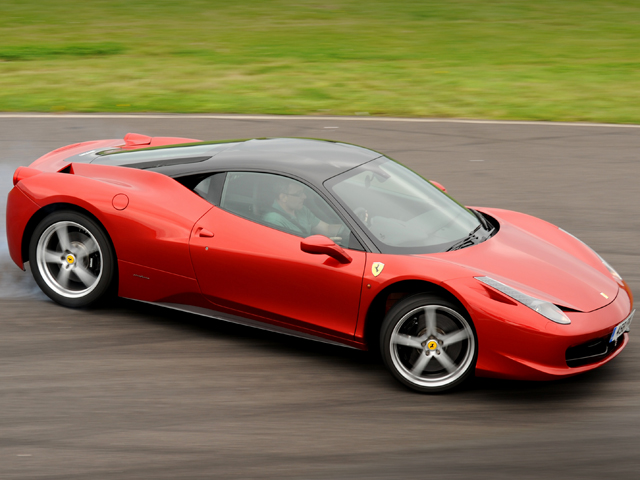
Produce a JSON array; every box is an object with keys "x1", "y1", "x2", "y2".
[{"x1": 0, "y1": 115, "x2": 639, "y2": 479}]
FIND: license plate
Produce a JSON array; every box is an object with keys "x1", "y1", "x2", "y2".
[{"x1": 610, "y1": 310, "x2": 635, "y2": 343}]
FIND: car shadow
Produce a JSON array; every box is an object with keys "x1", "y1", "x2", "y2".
[
  {"x1": 104, "y1": 298, "x2": 620, "y2": 400},
  {"x1": 463, "y1": 364, "x2": 614, "y2": 403},
  {"x1": 113, "y1": 297, "x2": 380, "y2": 367}
]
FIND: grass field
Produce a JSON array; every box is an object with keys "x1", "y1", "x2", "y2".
[{"x1": 1, "y1": 0, "x2": 639, "y2": 122}]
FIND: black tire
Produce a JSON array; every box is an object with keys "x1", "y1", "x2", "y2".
[
  {"x1": 380, "y1": 293, "x2": 477, "y2": 393},
  {"x1": 28, "y1": 210, "x2": 115, "y2": 308}
]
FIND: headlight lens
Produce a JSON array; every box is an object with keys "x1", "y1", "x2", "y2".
[
  {"x1": 475, "y1": 276, "x2": 571, "y2": 325},
  {"x1": 598, "y1": 257, "x2": 623, "y2": 283},
  {"x1": 559, "y1": 228, "x2": 622, "y2": 282}
]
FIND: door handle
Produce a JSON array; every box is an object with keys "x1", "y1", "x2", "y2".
[{"x1": 195, "y1": 227, "x2": 214, "y2": 238}]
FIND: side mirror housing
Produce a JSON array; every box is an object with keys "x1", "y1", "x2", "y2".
[
  {"x1": 430, "y1": 180, "x2": 447, "y2": 193},
  {"x1": 300, "y1": 235, "x2": 352, "y2": 264}
]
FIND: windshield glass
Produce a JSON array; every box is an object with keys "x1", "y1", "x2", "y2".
[{"x1": 326, "y1": 157, "x2": 481, "y2": 254}]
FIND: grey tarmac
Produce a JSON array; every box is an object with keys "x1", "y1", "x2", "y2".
[{"x1": 0, "y1": 115, "x2": 638, "y2": 479}]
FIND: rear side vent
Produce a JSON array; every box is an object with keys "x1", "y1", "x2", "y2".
[{"x1": 58, "y1": 164, "x2": 74, "y2": 174}]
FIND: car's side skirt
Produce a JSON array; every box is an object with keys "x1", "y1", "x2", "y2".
[{"x1": 126, "y1": 298, "x2": 361, "y2": 350}]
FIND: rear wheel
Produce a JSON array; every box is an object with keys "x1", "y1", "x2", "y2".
[
  {"x1": 381, "y1": 293, "x2": 477, "y2": 393},
  {"x1": 29, "y1": 211, "x2": 115, "y2": 308}
]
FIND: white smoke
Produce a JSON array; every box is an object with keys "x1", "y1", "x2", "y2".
[{"x1": 0, "y1": 163, "x2": 47, "y2": 299}]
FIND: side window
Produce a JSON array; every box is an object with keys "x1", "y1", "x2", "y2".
[
  {"x1": 194, "y1": 176, "x2": 212, "y2": 198},
  {"x1": 220, "y1": 172, "x2": 361, "y2": 250},
  {"x1": 191, "y1": 173, "x2": 226, "y2": 205}
]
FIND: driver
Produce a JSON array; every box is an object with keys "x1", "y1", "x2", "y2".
[{"x1": 263, "y1": 180, "x2": 344, "y2": 239}]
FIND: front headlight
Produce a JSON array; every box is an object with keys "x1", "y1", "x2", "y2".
[
  {"x1": 475, "y1": 276, "x2": 571, "y2": 325},
  {"x1": 559, "y1": 228, "x2": 623, "y2": 282},
  {"x1": 599, "y1": 257, "x2": 623, "y2": 283}
]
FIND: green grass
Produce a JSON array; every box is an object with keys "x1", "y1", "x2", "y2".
[
  {"x1": 0, "y1": 0, "x2": 639, "y2": 122},
  {"x1": 0, "y1": 43, "x2": 125, "y2": 61}
]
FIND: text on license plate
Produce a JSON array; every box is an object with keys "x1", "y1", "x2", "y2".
[{"x1": 610, "y1": 310, "x2": 635, "y2": 343}]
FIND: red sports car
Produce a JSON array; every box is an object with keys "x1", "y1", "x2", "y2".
[{"x1": 6, "y1": 134, "x2": 634, "y2": 392}]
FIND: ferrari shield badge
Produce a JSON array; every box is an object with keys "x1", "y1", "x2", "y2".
[{"x1": 372, "y1": 262, "x2": 385, "y2": 277}]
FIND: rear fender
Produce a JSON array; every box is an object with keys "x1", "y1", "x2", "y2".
[
  {"x1": 16, "y1": 163, "x2": 213, "y2": 279},
  {"x1": 6, "y1": 186, "x2": 41, "y2": 269}
]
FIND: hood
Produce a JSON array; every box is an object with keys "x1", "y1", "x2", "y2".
[{"x1": 427, "y1": 215, "x2": 618, "y2": 313}]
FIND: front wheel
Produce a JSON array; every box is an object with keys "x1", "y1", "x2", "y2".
[
  {"x1": 381, "y1": 293, "x2": 477, "y2": 393},
  {"x1": 29, "y1": 211, "x2": 115, "y2": 308}
]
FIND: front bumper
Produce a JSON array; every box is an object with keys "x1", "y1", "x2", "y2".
[{"x1": 443, "y1": 277, "x2": 633, "y2": 381}]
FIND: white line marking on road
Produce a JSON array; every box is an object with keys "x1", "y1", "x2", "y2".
[
  {"x1": 0, "y1": 113, "x2": 638, "y2": 128},
  {"x1": 469, "y1": 159, "x2": 485, "y2": 162},
  {"x1": 324, "y1": 126, "x2": 339, "y2": 129}
]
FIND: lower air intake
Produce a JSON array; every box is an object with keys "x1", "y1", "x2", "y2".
[{"x1": 566, "y1": 335, "x2": 622, "y2": 368}]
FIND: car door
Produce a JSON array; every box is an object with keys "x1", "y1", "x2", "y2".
[{"x1": 189, "y1": 171, "x2": 367, "y2": 340}]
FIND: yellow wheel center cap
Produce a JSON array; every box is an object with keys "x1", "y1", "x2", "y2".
[
  {"x1": 427, "y1": 340, "x2": 438, "y2": 351},
  {"x1": 66, "y1": 254, "x2": 75, "y2": 265}
]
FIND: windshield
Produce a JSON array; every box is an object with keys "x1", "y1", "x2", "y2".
[{"x1": 326, "y1": 157, "x2": 483, "y2": 254}]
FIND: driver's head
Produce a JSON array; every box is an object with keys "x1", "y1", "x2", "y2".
[{"x1": 276, "y1": 180, "x2": 307, "y2": 212}]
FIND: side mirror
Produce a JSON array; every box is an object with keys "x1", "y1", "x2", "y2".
[
  {"x1": 430, "y1": 180, "x2": 447, "y2": 193},
  {"x1": 300, "y1": 235, "x2": 352, "y2": 264}
]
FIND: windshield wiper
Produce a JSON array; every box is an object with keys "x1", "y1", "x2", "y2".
[
  {"x1": 447, "y1": 211, "x2": 496, "y2": 252},
  {"x1": 446, "y1": 225, "x2": 483, "y2": 252},
  {"x1": 470, "y1": 208, "x2": 493, "y2": 234}
]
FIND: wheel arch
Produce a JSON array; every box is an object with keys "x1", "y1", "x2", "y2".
[
  {"x1": 363, "y1": 279, "x2": 469, "y2": 353},
  {"x1": 21, "y1": 203, "x2": 115, "y2": 265}
]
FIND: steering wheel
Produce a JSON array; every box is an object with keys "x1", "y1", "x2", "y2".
[{"x1": 353, "y1": 207, "x2": 371, "y2": 227}]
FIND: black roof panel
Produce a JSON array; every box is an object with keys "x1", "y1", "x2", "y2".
[{"x1": 92, "y1": 138, "x2": 383, "y2": 186}]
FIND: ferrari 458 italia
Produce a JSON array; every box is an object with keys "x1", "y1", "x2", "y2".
[{"x1": 6, "y1": 134, "x2": 634, "y2": 392}]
